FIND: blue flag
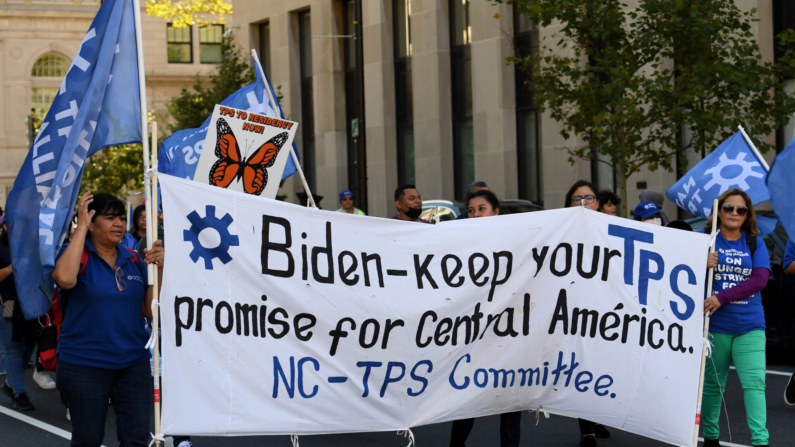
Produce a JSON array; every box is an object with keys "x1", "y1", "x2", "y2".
[
  {"x1": 767, "y1": 137, "x2": 795, "y2": 240},
  {"x1": 5, "y1": 0, "x2": 141, "y2": 319},
  {"x1": 666, "y1": 130, "x2": 769, "y2": 218},
  {"x1": 158, "y1": 61, "x2": 298, "y2": 181}
]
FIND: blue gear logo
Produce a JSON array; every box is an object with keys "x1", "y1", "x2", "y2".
[{"x1": 183, "y1": 205, "x2": 240, "y2": 269}]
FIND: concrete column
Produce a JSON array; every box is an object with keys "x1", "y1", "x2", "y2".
[
  {"x1": 312, "y1": 0, "x2": 349, "y2": 208},
  {"x1": 411, "y1": 0, "x2": 454, "y2": 200},
  {"x1": 363, "y1": 0, "x2": 398, "y2": 217},
  {"x1": 470, "y1": 0, "x2": 517, "y2": 200}
]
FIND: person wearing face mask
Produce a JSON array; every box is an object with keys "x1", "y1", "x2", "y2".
[
  {"x1": 448, "y1": 190, "x2": 522, "y2": 447},
  {"x1": 634, "y1": 201, "x2": 663, "y2": 226},
  {"x1": 389, "y1": 184, "x2": 429, "y2": 223},
  {"x1": 564, "y1": 180, "x2": 610, "y2": 447}
]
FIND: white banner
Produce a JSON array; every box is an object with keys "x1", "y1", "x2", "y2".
[
  {"x1": 193, "y1": 104, "x2": 297, "y2": 198},
  {"x1": 159, "y1": 175, "x2": 709, "y2": 446}
]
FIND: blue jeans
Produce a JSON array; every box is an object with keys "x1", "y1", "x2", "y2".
[
  {"x1": 58, "y1": 358, "x2": 152, "y2": 447},
  {"x1": 0, "y1": 315, "x2": 32, "y2": 394}
]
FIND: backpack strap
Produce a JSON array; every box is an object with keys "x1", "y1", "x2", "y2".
[
  {"x1": 124, "y1": 246, "x2": 141, "y2": 271},
  {"x1": 79, "y1": 246, "x2": 89, "y2": 274}
]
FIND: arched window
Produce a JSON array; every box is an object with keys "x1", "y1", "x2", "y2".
[
  {"x1": 31, "y1": 53, "x2": 70, "y2": 78},
  {"x1": 31, "y1": 53, "x2": 70, "y2": 119}
]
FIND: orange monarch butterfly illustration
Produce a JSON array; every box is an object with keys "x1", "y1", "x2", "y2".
[{"x1": 209, "y1": 118, "x2": 288, "y2": 195}]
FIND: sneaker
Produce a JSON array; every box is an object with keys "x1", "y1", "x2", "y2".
[
  {"x1": 703, "y1": 439, "x2": 722, "y2": 447},
  {"x1": 785, "y1": 372, "x2": 795, "y2": 406},
  {"x1": 13, "y1": 392, "x2": 34, "y2": 411},
  {"x1": 66, "y1": 408, "x2": 70, "y2": 421},
  {"x1": 595, "y1": 424, "x2": 610, "y2": 439},
  {"x1": 1, "y1": 382, "x2": 13, "y2": 401},
  {"x1": 32, "y1": 370, "x2": 56, "y2": 390},
  {"x1": 176, "y1": 441, "x2": 193, "y2": 447},
  {"x1": 580, "y1": 435, "x2": 597, "y2": 447}
]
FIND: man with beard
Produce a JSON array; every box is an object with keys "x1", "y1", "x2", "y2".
[{"x1": 389, "y1": 184, "x2": 430, "y2": 223}]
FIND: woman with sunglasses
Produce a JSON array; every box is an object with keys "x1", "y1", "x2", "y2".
[
  {"x1": 564, "y1": 180, "x2": 610, "y2": 447},
  {"x1": 701, "y1": 189, "x2": 770, "y2": 447},
  {"x1": 53, "y1": 191, "x2": 163, "y2": 447}
]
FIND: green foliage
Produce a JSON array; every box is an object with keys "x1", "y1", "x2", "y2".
[
  {"x1": 80, "y1": 144, "x2": 144, "y2": 199},
  {"x1": 166, "y1": 37, "x2": 256, "y2": 132},
  {"x1": 504, "y1": 0, "x2": 795, "y2": 216}
]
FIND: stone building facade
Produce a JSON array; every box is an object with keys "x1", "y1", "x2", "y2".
[
  {"x1": 0, "y1": 0, "x2": 230, "y2": 207},
  {"x1": 0, "y1": 0, "x2": 789, "y2": 218},
  {"x1": 232, "y1": 0, "x2": 785, "y2": 218}
]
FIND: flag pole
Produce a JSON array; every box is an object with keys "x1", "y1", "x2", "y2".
[
  {"x1": 738, "y1": 125, "x2": 770, "y2": 171},
  {"x1": 150, "y1": 121, "x2": 162, "y2": 447},
  {"x1": 693, "y1": 198, "x2": 719, "y2": 447},
  {"x1": 131, "y1": 0, "x2": 154, "y2": 285},
  {"x1": 250, "y1": 49, "x2": 317, "y2": 209},
  {"x1": 131, "y1": 0, "x2": 158, "y2": 444}
]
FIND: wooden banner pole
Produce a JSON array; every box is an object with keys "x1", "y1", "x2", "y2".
[{"x1": 693, "y1": 198, "x2": 720, "y2": 447}]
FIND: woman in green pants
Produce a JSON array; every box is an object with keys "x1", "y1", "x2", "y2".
[{"x1": 701, "y1": 189, "x2": 770, "y2": 447}]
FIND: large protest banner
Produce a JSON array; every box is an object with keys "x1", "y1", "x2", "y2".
[{"x1": 159, "y1": 175, "x2": 709, "y2": 446}]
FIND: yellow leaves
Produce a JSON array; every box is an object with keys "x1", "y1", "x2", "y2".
[
  {"x1": 493, "y1": 13, "x2": 501, "y2": 19},
  {"x1": 146, "y1": 0, "x2": 232, "y2": 28}
]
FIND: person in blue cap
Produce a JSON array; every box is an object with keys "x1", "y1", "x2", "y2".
[
  {"x1": 634, "y1": 201, "x2": 663, "y2": 225},
  {"x1": 336, "y1": 190, "x2": 365, "y2": 216}
]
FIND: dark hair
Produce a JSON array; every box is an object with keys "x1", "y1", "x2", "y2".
[
  {"x1": 564, "y1": 180, "x2": 598, "y2": 208},
  {"x1": 87, "y1": 193, "x2": 126, "y2": 223},
  {"x1": 129, "y1": 204, "x2": 146, "y2": 235},
  {"x1": 596, "y1": 190, "x2": 620, "y2": 211},
  {"x1": 703, "y1": 188, "x2": 759, "y2": 236},
  {"x1": 467, "y1": 190, "x2": 500, "y2": 213},
  {"x1": 466, "y1": 181, "x2": 489, "y2": 197},
  {"x1": 666, "y1": 220, "x2": 693, "y2": 232},
  {"x1": 395, "y1": 184, "x2": 418, "y2": 202}
]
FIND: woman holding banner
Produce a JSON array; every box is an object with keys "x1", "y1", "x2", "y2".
[
  {"x1": 448, "y1": 190, "x2": 522, "y2": 447},
  {"x1": 52, "y1": 191, "x2": 164, "y2": 447},
  {"x1": 701, "y1": 189, "x2": 770, "y2": 447},
  {"x1": 564, "y1": 180, "x2": 611, "y2": 447}
]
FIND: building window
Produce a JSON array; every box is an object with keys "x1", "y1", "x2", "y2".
[
  {"x1": 395, "y1": 0, "x2": 414, "y2": 186},
  {"x1": 167, "y1": 24, "x2": 193, "y2": 63},
  {"x1": 259, "y1": 22, "x2": 271, "y2": 77},
  {"x1": 450, "y1": 0, "x2": 473, "y2": 202},
  {"x1": 343, "y1": 0, "x2": 367, "y2": 211},
  {"x1": 31, "y1": 53, "x2": 69, "y2": 77},
  {"x1": 299, "y1": 10, "x2": 316, "y2": 193},
  {"x1": 31, "y1": 88, "x2": 59, "y2": 119},
  {"x1": 199, "y1": 25, "x2": 224, "y2": 63},
  {"x1": 31, "y1": 53, "x2": 69, "y2": 118},
  {"x1": 514, "y1": 7, "x2": 542, "y2": 204}
]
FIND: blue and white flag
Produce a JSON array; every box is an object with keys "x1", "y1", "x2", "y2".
[
  {"x1": 6, "y1": 0, "x2": 141, "y2": 319},
  {"x1": 158, "y1": 61, "x2": 298, "y2": 181},
  {"x1": 767, "y1": 137, "x2": 795, "y2": 240},
  {"x1": 666, "y1": 130, "x2": 769, "y2": 218}
]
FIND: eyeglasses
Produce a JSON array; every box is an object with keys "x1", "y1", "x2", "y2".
[
  {"x1": 571, "y1": 195, "x2": 596, "y2": 205},
  {"x1": 114, "y1": 266, "x2": 127, "y2": 292},
  {"x1": 721, "y1": 203, "x2": 749, "y2": 217}
]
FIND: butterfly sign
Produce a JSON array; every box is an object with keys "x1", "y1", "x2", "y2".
[{"x1": 193, "y1": 104, "x2": 299, "y2": 199}]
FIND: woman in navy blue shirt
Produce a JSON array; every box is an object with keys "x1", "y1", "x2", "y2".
[
  {"x1": 53, "y1": 191, "x2": 163, "y2": 447},
  {"x1": 701, "y1": 189, "x2": 770, "y2": 447}
]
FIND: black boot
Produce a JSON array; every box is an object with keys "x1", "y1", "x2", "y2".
[
  {"x1": 595, "y1": 424, "x2": 610, "y2": 439},
  {"x1": 580, "y1": 435, "x2": 597, "y2": 447},
  {"x1": 703, "y1": 439, "x2": 721, "y2": 447}
]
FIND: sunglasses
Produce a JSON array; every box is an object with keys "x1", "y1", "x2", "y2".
[
  {"x1": 114, "y1": 266, "x2": 127, "y2": 293},
  {"x1": 341, "y1": 196, "x2": 353, "y2": 201},
  {"x1": 571, "y1": 195, "x2": 596, "y2": 205},
  {"x1": 721, "y1": 203, "x2": 749, "y2": 217}
]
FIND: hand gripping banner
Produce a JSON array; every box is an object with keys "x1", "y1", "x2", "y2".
[{"x1": 159, "y1": 175, "x2": 709, "y2": 446}]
